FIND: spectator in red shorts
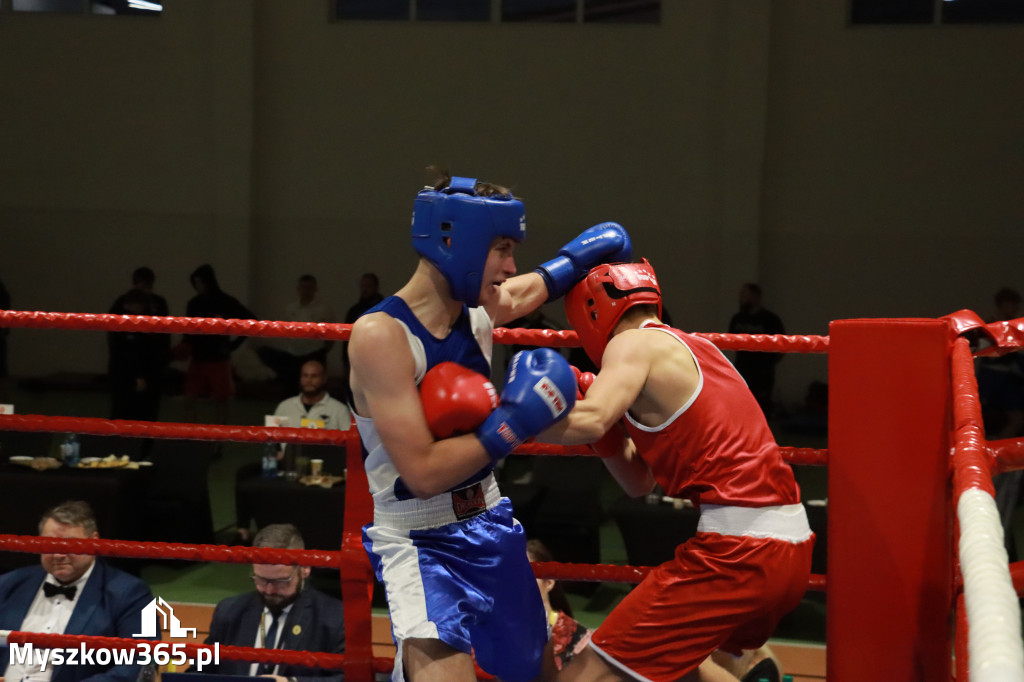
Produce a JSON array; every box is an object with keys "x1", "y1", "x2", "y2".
[{"x1": 181, "y1": 264, "x2": 256, "y2": 424}]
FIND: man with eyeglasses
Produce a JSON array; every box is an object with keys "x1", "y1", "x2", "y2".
[{"x1": 201, "y1": 524, "x2": 345, "y2": 682}]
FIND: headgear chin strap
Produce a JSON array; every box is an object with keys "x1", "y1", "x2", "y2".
[
  {"x1": 565, "y1": 258, "x2": 662, "y2": 368},
  {"x1": 411, "y1": 176, "x2": 526, "y2": 306}
]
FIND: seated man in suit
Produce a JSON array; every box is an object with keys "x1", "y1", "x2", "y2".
[
  {"x1": 0, "y1": 500, "x2": 156, "y2": 682},
  {"x1": 202, "y1": 524, "x2": 345, "y2": 682}
]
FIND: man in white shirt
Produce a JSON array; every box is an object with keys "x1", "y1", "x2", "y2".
[
  {"x1": 234, "y1": 359, "x2": 351, "y2": 542},
  {"x1": 258, "y1": 275, "x2": 337, "y2": 390},
  {"x1": 0, "y1": 501, "x2": 155, "y2": 682},
  {"x1": 273, "y1": 359, "x2": 351, "y2": 432}
]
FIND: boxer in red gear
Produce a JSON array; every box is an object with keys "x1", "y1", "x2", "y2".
[{"x1": 542, "y1": 260, "x2": 812, "y2": 682}]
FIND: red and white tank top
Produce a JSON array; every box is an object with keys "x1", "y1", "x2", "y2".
[{"x1": 623, "y1": 322, "x2": 800, "y2": 509}]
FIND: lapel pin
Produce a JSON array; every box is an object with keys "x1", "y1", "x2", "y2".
[{"x1": 292, "y1": 624, "x2": 302, "y2": 636}]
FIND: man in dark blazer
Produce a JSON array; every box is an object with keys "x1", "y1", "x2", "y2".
[
  {"x1": 201, "y1": 524, "x2": 345, "y2": 682},
  {"x1": 0, "y1": 500, "x2": 155, "y2": 682}
]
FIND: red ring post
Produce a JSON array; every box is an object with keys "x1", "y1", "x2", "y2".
[{"x1": 827, "y1": 318, "x2": 954, "y2": 681}]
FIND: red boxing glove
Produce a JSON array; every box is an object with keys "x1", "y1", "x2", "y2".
[
  {"x1": 571, "y1": 366, "x2": 596, "y2": 399},
  {"x1": 420, "y1": 362, "x2": 499, "y2": 439}
]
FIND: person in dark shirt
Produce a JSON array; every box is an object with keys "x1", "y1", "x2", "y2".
[
  {"x1": 108, "y1": 266, "x2": 169, "y2": 318},
  {"x1": 976, "y1": 287, "x2": 1024, "y2": 560},
  {"x1": 181, "y1": 264, "x2": 257, "y2": 423},
  {"x1": 107, "y1": 267, "x2": 171, "y2": 422},
  {"x1": 0, "y1": 275, "x2": 10, "y2": 398},
  {"x1": 199, "y1": 524, "x2": 345, "y2": 682},
  {"x1": 340, "y1": 272, "x2": 384, "y2": 400},
  {"x1": 728, "y1": 283, "x2": 785, "y2": 419}
]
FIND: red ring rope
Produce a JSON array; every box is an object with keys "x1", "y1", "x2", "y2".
[
  {"x1": 0, "y1": 536, "x2": 344, "y2": 568},
  {"x1": 0, "y1": 309, "x2": 830, "y2": 354},
  {"x1": 0, "y1": 414, "x2": 356, "y2": 445},
  {"x1": 0, "y1": 306, "x2": 870, "y2": 679},
  {"x1": 950, "y1": 338, "x2": 997, "y2": 498}
]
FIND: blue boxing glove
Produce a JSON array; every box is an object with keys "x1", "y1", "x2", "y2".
[
  {"x1": 535, "y1": 222, "x2": 632, "y2": 301},
  {"x1": 476, "y1": 348, "x2": 577, "y2": 462}
]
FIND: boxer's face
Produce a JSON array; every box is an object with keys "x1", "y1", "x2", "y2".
[
  {"x1": 478, "y1": 237, "x2": 518, "y2": 306},
  {"x1": 40, "y1": 519, "x2": 97, "y2": 584}
]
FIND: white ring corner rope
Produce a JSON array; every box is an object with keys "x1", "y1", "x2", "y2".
[{"x1": 957, "y1": 488, "x2": 1024, "y2": 682}]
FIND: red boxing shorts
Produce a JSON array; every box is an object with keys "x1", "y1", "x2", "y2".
[
  {"x1": 590, "y1": 530, "x2": 814, "y2": 681},
  {"x1": 184, "y1": 359, "x2": 235, "y2": 400}
]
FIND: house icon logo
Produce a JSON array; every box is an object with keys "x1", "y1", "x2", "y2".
[{"x1": 133, "y1": 597, "x2": 197, "y2": 638}]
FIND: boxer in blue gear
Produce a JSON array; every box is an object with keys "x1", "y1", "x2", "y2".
[{"x1": 348, "y1": 169, "x2": 628, "y2": 681}]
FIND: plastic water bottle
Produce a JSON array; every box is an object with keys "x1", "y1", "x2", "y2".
[
  {"x1": 60, "y1": 433, "x2": 80, "y2": 467},
  {"x1": 261, "y1": 443, "x2": 278, "y2": 478}
]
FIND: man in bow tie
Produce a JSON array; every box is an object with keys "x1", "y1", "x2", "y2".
[{"x1": 0, "y1": 501, "x2": 155, "y2": 682}]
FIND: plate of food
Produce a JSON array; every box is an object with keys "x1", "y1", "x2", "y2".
[
  {"x1": 10, "y1": 456, "x2": 62, "y2": 471},
  {"x1": 76, "y1": 455, "x2": 131, "y2": 469}
]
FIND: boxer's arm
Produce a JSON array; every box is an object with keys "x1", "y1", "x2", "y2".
[
  {"x1": 540, "y1": 333, "x2": 647, "y2": 445},
  {"x1": 541, "y1": 337, "x2": 655, "y2": 496},
  {"x1": 599, "y1": 434, "x2": 655, "y2": 498},
  {"x1": 349, "y1": 313, "x2": 492, "y2": 499},
  {"x1": 486, "y1": 271, "x2": 549, "y2": 328}
]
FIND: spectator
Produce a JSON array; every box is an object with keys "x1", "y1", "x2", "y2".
[
  {"x1": 0, "y1": 501, "x2": 156, "y2": 682},
  {"x1": 0, "y1": 275, "x2": 10, "y2": 400},
  {"x1": 344, "y1": 273, "x2": 384, "y2": 326},
  {"x1": 235, "y1": 359, "x2": 351, "y2": 542},
  {"x1": 107, "y1": 288, "x2": 169, "y2": 422},
  {"x1": 526, "y1": 539, "x2": 591, "y2": 674},
  {"x1": 272, "y1": 359, "x2": 351, "y2": 432},
  {"x1": 258, "y1": 274, "x2": 336, "y2": 393},
  {"x1": 341, "y1": 273, "x2": 384, "y2": 394},
  {"x1": 108, "y1": 266, "x2": 169, "y2": 318},
  {"x1": 180, "y1": 264, "x2": 257, "y2": 424},
  {"x1": 201, "y1": 523, "x2": 345, "y2": 682},
  {"x1": 977, "y1": 287, "x2": 1024, "y2": 560},
  {"x1": 728, "y1": 283, "x2": 786, "y2": 418}
]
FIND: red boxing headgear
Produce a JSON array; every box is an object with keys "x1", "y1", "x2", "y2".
[{"x1": 565, "y1": 259, "x2": 662, "y2": 368}]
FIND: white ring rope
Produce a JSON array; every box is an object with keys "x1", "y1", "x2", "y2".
[{"x1": 957, "y1": 488, "x2": 1024, "y2": 681}]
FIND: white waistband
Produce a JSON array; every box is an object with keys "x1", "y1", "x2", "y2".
[
  {"x1": 697, "y1": 503, "x2": 812, "y2": 543},
  {"x1": 372, "y1": 473, "x2": 502, "y2": 531}
]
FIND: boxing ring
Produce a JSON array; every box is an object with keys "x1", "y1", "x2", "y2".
[{"x1": 0, "y1": 308, "x2": 1022, "y2": 681}]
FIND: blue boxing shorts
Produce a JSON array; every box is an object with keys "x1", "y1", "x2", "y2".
[{"x1": 363, "y1": 496, "x2": 547, "y2": 682}]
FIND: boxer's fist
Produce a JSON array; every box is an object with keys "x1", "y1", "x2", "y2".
[
  {"x1": 420, "y1": 362, "x2": 499, "y2": 439},
  {"x1": 571, "y1": 366, "x2": 596, "y2": 398},
  {"x1": 477, "y1": 348, "x2": 577, "y2": 462},
  {"x1": 535, "y1": 222, "x2": 632, "y2": 301}
]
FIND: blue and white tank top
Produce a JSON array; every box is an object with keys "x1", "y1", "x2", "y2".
[{"x1": 355, "y1": 296, "x2": 495, "y2": 506}]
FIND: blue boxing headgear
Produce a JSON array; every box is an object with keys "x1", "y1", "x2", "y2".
[{"x1": 411, "y1": 176, "x2": 526, "y2": 306}]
